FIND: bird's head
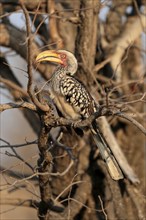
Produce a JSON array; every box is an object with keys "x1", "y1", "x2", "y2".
[{"x1": 36, "y1": 50, "x2": 78, "y2": 75}]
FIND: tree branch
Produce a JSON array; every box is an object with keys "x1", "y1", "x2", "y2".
[
  {"x1": 20, "y1": 1, "x2": 49, "y2": 112},
  {"x1": 115, "y1": 112, "x2": 146, "y2": 136},
  {"x1": 0, "y1": 76, "x2": 29, "y2": 97},
  {"x1": 0, "y1": 102, "x2": 37, "y2": 112}
]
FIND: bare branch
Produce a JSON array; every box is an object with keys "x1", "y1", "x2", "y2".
[
  {"x1": 0, "y1": 102, "x2": 37, "y2": 112},
  {"x1": 60, "y1": 174, "x2": 92, "y2": 219},
  {"x1": 115, "y1": 112, "x2": 146, "y2": 135},
  {"x1": 0, "y1": 76, "x2": 28, "y2": 97},
  {"x1": 20, "y1": 1, "x2": 49, "y2": 112},
  {"x1": 47, "y1": 0, "x2": 64, "y2": 49},
  {"x1": 111, "y1": 14, "x2": 145, "y2": 69},
  {"x1": 0, "y1": 138, "x2": 37, "y2": 149},
  {"x1": 98, "y1": 195, "x2": 107, "y2": 220}
]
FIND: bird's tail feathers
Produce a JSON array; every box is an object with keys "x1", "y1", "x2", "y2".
[{"x1": 91, "y1": 124, "x2": 123, "y2": 180}]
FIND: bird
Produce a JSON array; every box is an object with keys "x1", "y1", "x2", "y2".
[{"x1": 35, "y1": 49, "x2": 124, "y2": 180}]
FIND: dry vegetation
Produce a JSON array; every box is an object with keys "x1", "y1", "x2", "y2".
[{"x1": 0, "y1": 0, "x2": 146, "y2": 219}]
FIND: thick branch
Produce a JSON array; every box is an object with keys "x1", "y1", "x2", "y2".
[
  {"x1": 1, "y1": 102, "x2": 145, "y2": 136},
  {"x1": 103, "y1": 14, "x2": 146, "y2": 81},
  {"x1": 47, "y1": 0, "x2": 64, "y2": 48}
]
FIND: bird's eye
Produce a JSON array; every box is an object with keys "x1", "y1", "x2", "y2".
[{"x1": 60, "y1": 54, "x2": 66, "y2": 59}]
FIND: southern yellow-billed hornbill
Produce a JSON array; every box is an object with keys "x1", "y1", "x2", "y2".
[{"x1": 36, "y1": 50, "x2": 123, "y2": 180}]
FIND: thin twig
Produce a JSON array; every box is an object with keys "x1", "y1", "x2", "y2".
[
  {"x1": 98, "y1": 195, "x2": 108, "y2": 220},
  {"x1": 0, "y1": 139, "x2": 37, "y2": 149},
  {"x1": 94, "y1": 57, "x2": 111, "y2": 72},
  {"x1": 132, "y1": 0, "x2": 145, "y2": 32},
  {"x1": 0, "y1": 161, "x2": 75, "y2": 191},
  {"x1": 20, "y1": 1, "x2": 49, "y2": 112},
  {"x1": 115, "y1": 112, "x2": 146, "y2": 135},
  {"x1": 55, "y1": 180, "x2": 84, "y2": 202},
  {"x1": 0, "y1": 198, "x2": 39, "y2": 210},
  {"x1": 7, "y1": 147, "x2": 34, "y2": 172}
]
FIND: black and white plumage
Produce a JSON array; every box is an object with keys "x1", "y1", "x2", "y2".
[{"x1": 36, "y1": 50, "x2": 123, "y2": 180}]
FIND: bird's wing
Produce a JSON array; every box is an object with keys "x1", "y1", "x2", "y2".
[{"x1": 60, "y1": 76, "x2": 95, "y2": 118}]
